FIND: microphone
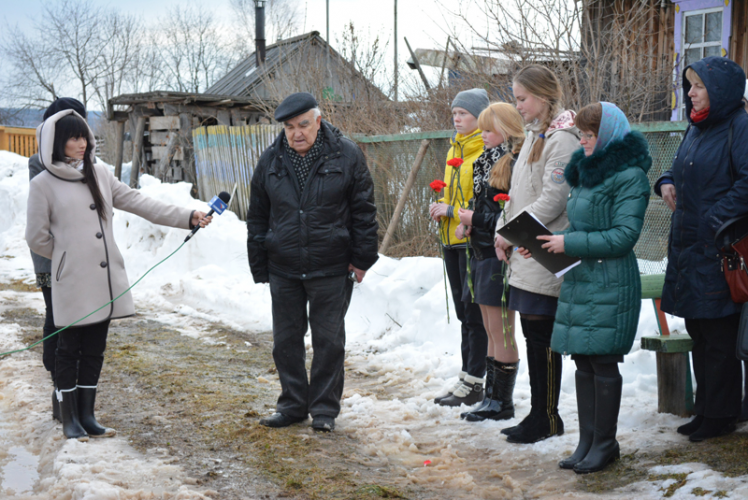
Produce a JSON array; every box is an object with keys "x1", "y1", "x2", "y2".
[{"x1": 184, "y1": 191, "x2": 231, "y2": 242}]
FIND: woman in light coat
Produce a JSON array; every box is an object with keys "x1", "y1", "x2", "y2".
[
  {"x1": 494, "y1": 65, "x2": 580, "y2": 444},
  {"x1": 26, "y1": 110, "x2": 211, "y2": 441}
]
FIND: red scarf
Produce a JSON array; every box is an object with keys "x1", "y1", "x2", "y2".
[{"x1": 690, "y1": 107, "x2": 710, "y2": 123}]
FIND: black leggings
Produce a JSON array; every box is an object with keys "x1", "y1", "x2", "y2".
[
  {"x1": 41, "y1": 286, "x2": 58, "y2": 378},
  {"x1": 574, "y1": 356, "x2": 620, "y2": 378},
  {"x1": 55, "y1": 320, "x2": 110, "y2": 391}
]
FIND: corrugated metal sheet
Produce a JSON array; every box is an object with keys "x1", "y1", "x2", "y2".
[{"x1": 206, "y1": 32, "x2": 322, "y2": 97}]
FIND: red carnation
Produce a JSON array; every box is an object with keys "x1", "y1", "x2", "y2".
[
  {"x1": 430, "y1": 179, "x2": 447, "y2": 193},
  {"x1": 493, "y1": 193, "x2": 510, "y2": 202},
  {"x1": 446, "y1": 158, "x2": 464, "y2": 168}
]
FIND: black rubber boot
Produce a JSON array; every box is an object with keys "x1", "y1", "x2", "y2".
[
  {"x1": 58, "y1": 389, "x2": 88, "y2": 441},
  {"x1": 559, "y1": 371, "x2": 595, "y2": 469},
  {"x1": 465, "y1": 361, "x2": 518, "y2": 421},
  {"x1": 573, "y1": 375, "x2": 622, "y2": 474},
  {"x1": 52, "y1": 390, "x2": 60, "y2": 422},
  {"x1": 461, "y1": 358, "x2": 495, "y2": 419},
  {"x1": 507, "y1": 322, "x2": 563, "y2": 444},
  {"x1": 78, "y1": 387, "x2": 116, "y2": 438}
]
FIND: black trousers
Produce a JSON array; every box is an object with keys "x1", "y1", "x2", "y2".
[
  {"x1": 41, "y1": 286, "x2": 58, "y2": 378},
  {"x1": 443, "y1": 246, "x2": 488, "y2": 377},
  {"x1": 574, "y1": 356, "x2": 621, "y2": 378},
  {"x1": 269, "y1": 273, "x2": 353, "y2": 419},
  {"x1": 686, "y1": 314, "x2": 742, "y2": 419},
  {"x1": 55, "y1": 320, "x2": 110, "y2": 391}
]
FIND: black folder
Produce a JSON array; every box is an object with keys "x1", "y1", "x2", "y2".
[{"x1": 497, "y1": 210, "x2": 581, "y2": 277}]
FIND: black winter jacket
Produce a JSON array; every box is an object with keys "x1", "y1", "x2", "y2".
[
  {"x1": 246, "y1": 121, "x2": 379, "y2": 283},
  {"x1": 655, "y1": 56, "x2": 748, "y2": 319},
  {"x1": 469, "y1": 150, "x2": 511, "y2": 260}
]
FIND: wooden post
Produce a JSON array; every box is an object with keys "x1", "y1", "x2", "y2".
[
  {"x1": 379, "y1": 139, "x2": 431, "y2": 255},
  {"x1": 179, "y1": 113, "x2": 198, "y2": 198},
  {"x1": 656, "y1": 352, "x2": 690, "y2": 416},
  {"x1": 155, "y1": 134, "x2": 178, "y2": 181},
  {"x1": 129, "y1": 116, "x2": 146, "y2": 188},
  {"x1": 404, "y1": 37, "x2": 431, "y2": 91},
  {"x1": 113, "y1": 121, "x2": 125, "y2": 181}
]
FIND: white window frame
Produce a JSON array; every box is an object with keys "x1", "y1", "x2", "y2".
[{"x1": 678, "y1": 6, "x2": 724, "y2": 119}]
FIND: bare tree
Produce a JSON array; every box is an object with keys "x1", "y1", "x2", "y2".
[
  {"x1": 442, "y1": 0, "x2": 673, "y2": 121},
  {"x1": 335, "y1": 22, "x2": 391, "y2": 93},
  {"x1": 230, "y1": 0, "x2": 302, "y2": 58},
  {"x1": 155, "y1": 4, "x2": 234, "y2": 93}
]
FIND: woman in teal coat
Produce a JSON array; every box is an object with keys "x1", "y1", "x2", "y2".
[{"x1": 530, "y1": 102, "x2": 651, "y2": 473}]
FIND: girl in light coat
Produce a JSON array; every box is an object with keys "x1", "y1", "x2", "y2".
[
  {"x1": 26, "y1": 110, "x2": 211, "y2": 441},
  {"x1": 494, "y1": 65, "x2": 580, "y2": 444}
]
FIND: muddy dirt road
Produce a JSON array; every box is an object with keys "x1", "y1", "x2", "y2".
[{"x1": 2, "y1": 284, "x2": 747, "y2": 500}]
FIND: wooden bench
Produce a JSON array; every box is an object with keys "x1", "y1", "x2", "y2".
[{"x1": 639, "y1": 274, "x2": 694, "y2": 417}]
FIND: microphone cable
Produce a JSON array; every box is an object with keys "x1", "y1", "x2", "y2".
[{"x1": 0, "y1": 240, "x2": 187, "y2": 358}]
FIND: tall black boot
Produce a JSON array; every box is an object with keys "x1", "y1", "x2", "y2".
[
  {"x1": 57, "y1": 388, "x2": 88, "y2": 441},
  {"x1": 508, "y1": 321, "x2": 564, "y2": 444},
  {"x1": 461, "y1": 357, "x2": 495, "y2": 420},
  {"x1": 573, "y1": 375, "x2": 622, "y2": 474},
  {"x1": 78, "y1": 387, "x2": 116, "y2": 438},
  {"x1": 502, "y1": 319, "x2": 540, "y2": 436},
  {"x1": 466, "y1": 361, "x2": 519, "y2": 421},
  {"x1": 559, "y1": 371, "x2": 595, "y2": 469},
  {"x1": 52, "y1": 390, "x2": 60, "y2": 422}
]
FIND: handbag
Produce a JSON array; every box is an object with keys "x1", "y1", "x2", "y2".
[
  {"x1": 716, "y1": 120, "x2": 748, "y2": 303},
  {"x1": 737, "y1": 303, "x2": 748, "y2": 360},
  {"x1": 721, "y1": 235, "x2": 748, "y2": 304}
]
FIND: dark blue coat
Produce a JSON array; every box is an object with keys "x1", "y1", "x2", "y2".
[{"x1": 655, "y1": 57, "x2": 748, "y2": 319}]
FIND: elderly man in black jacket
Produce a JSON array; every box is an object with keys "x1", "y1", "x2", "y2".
[{"x1": 247, "y1": 93, "x2": 379, "y2": 431}]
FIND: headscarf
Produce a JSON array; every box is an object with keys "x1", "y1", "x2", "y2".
[{"x1": 594, "y1": 102, "x2": 631, "y2": 152}]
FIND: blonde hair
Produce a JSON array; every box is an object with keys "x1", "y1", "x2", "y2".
[
  {"x1": 513, "y1": 65, "x2": 563, "y2": 163},
  {"x1": 478, "y1": 103, "x2": 525, "y2": 192},
  {"x1": 685, "y1": 67, "x2": 704, "y2": 86}
]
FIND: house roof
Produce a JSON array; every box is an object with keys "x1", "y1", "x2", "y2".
[{"x1": 206, "y1": 31, "x2": 388, "y2": 101}]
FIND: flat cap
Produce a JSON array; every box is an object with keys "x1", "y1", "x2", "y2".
[{"x1": 274, "y1": 92, "x2": 318, "y2": 122}]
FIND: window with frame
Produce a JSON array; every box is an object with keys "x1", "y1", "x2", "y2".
[{"x1": 679, "y1": 7, "x2": 723, "y2": 118}]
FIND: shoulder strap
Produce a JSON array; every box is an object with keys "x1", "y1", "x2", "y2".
[{"x1": 728, "y1": 118, "x2": 736, "y2": 184}]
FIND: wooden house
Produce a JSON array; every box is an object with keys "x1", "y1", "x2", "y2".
[
  {"x1": 107, "y1": 31, "x2": 388, "y2": 189},
  {"x1": 586, "y1": 0, "x2": 748, "y2": 121}
]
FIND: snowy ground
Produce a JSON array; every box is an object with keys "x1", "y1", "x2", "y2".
[{"x1": 1, "y1": 150, "x2": 748, "y2": 498}]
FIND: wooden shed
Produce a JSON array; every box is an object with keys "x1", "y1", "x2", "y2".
[{"x1": 107, "y1": 30, "x2": 388, "y2": 190}]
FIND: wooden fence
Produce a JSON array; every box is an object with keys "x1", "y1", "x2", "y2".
[
  {"x1": 190, "y1": 121, "x2": 686, "y2": 265},
  {"x1": 0, "y1": 126, "x2": 38, "y2": 157},
  {"x1": 193, "y1": 125, "x2": 281, "y2": 219}
]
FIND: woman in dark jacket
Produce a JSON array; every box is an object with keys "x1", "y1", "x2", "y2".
[
  {"x1": 655, "y1": 56, "x2": 748, "y2": 442},
  {"x1": 535, "y1": 102, "x2": 651, "y2": 474},
  {"x1": 456, "y1": 102, "x2": 525, "y2": 421}
]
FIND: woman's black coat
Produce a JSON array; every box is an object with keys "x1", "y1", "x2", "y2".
[
  {"x1": 246, "y1": 121, "x2": 379, "y2": 283},
  {"x1": 655, "y1": 56, "x2": 748, "y2": 319}
]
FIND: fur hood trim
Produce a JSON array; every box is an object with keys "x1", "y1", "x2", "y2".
[{"x1": 564, "y1": 131, "x2": 651, "y2": 188}]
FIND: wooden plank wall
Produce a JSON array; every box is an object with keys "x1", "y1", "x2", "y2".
[
  {"x1": 731, "y1": 0, "x2": 748, "y2": 71},
  {"x1": 585, "y1": 0, "x2": 675, "y2": 121}
]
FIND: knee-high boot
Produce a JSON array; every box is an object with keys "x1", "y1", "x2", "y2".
[
  {"x1": 559, "y1": 371, "x2": 595, "y2": 469},
  {"x1": 502, "y1": 319, "x2": 540, "y2": 436},
  {"x1": 57, "y1": 388, "x2": 88, "y2": 441},
  {"x1": 508, "y1": 319, "x2": 563, "y2": 444},
  {"x1": 740, "y1": 360, "x2": 748, "y2": 422},
  {"x1": 52, "y1": 390, "x2": 61, "y2": 422},
  {"x1": 573, "y1": 375, "x2": 622, "y2": 474},
  {"x1": 78, "y1": 386, "x2": 116, "y2": 438}
]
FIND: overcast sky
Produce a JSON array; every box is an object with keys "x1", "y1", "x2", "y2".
[{"x1": 0, "y1": 0, "x2": 455, "y2": 63}]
